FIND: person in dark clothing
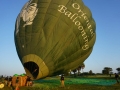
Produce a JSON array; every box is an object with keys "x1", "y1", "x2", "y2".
[
  {"x1": 8, "y1": 76, "x2": 12, "y2": 87},
  {"x1": 26, "y1": 76, "x2": 31, "y2": 86},
  {"x1": 4, "y1": 76, "x2": 8, "y2": 86},
  {"x1": 60, "y1": 74, "x2": 65, "y2": 87},
  {"x1": 115, "y1": 73, "x2": 119, "y2": 83}
]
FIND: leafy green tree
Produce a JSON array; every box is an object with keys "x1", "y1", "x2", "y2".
[
  {"x1": 77, "y1": 66, "x2": 81, "y2": 76},
  {"x1": 73, "y1": 69, "x2": 77, "y2": 77},
  {"x1": 116, "y1": 67, "x2": 120, "y2": 74},
  {"x1": 81, "y1": 63, "x2": 85, "y2": 73},
  {"x1": 77, "y1": 63, "x2": 85, "y2": 76},
  {"x1": 89, "y1": 70, "x2": 93, "y2": 75},
  {"x1": 102, "y1": 67, "x2": 112, "y2": 75}
]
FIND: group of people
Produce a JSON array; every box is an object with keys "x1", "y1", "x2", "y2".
[
  {"x1": 0, "y1": 75, "x2": 33, "y2": 90},
  {"x1": 4, "y1": 76, "x2": 12, "y2": 87},
  {"x1": 0, "y1": 73, "x2": 119, "y2": 89},
  {"x1": 0, "y1": 76, "x2": 13, "y2": 89}
]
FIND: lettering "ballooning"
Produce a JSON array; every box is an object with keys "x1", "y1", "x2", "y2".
[{"x1": 58, "y1": 3, "x2": 95, "y2": 50}]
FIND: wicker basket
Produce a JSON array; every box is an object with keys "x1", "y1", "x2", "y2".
[{"x1": 12, "y1": 76, "x2": 27, "y2": 86}]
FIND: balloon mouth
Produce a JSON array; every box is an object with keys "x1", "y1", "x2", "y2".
[
  {"x1": 23, "y1": 61, "x2": 39, "y2": 79},
  {"x1": 22, "y1": 54, "x2": 49, "y2": 79}
]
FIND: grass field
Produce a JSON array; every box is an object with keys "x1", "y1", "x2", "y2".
[{"x1": 0, "y1": 75, "x2": 120, "y2": 90}]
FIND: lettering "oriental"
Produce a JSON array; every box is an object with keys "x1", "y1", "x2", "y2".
[{"x1": 58, "y1": 3, "x2": 95, "y2": 50}]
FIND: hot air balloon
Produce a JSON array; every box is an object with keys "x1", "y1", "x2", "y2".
[{"x1": 14, "y1": 0, "x2": 96, "y2": 80}]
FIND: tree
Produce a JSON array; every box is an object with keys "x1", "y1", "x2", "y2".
[
  {"x1": 89, "y1": 70, "x2": 93, "y2": 75},
  {"x1": 116, "y1": 67, "x2": 120, "y2": 74},
  {"x1": 72, "y1": 69, "x2": 77, "y2": 77},
  {"x1": 77, "y1": 66, "x2": 81, "y2": 76},
  {"x1": 77, "y1": 63, "x2": 85, "y2": 76},
  {"x1": 81, "y1": 63, "x2": 85, "y2": 73},
  {"x1": 102, "y1": 67, "x2": 112, "y2": 75}
]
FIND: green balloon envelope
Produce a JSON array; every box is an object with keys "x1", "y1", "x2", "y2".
[{"x1": 14, "y1": 0, "x2": 96, "y2": 80}]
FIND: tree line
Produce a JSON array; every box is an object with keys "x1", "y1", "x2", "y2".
[
  {"x1": 102, "y1": 67, "x2": 120, "y2": 75},
  {"x1": 68, "y1": 65, "x2": 120, "y2": 77}
]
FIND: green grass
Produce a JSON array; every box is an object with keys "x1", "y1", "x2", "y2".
[{"x1": 0, "y1": 76, "x2": 120, "y2": 90}]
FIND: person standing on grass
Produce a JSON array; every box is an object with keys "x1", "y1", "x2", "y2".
[
  {"x1": 115, "y1": 73, "x2": 119, "y2": 83},
  {"x1": 4, "y1": 76, "x2": 8, "y2": 86},
  {"x1": 26, "y1": 76, "x2": 31, "y2": 86},
  {"x1": 8, "y1": 76, "x2": 12, "y2": 87},
  {"x1": 60, "y1": 74, "x2": 65, "y2": 87}
]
